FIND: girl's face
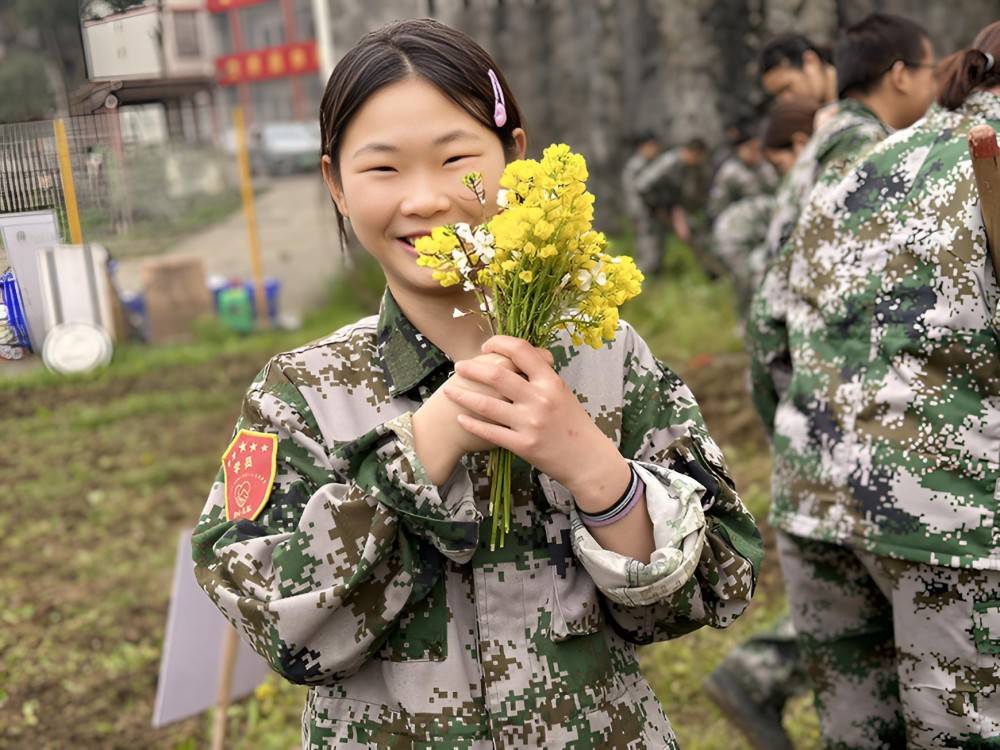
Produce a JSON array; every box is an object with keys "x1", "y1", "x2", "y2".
[{"x1": 324, "y1": 76, "x2": 526, "y2": 297}]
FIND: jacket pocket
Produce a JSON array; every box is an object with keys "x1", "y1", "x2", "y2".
[{"x1": 542, "y1": 509, "x2": 604, "y2": 642}]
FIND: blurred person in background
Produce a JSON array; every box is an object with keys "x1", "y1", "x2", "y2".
[
  {"x1": 636, "y1": 137, "x2": 710, "y2": 272},
  {"x1": 621, "y1": 131, "x2": 667, "y2": 276},
  {"x1": 761, "y1": 12, "x2": 938, "y2": 270},
  {"x1": 709, "y1": 99, "x2": 817, "y2": 324},
  {"x1": 708, "y1": 14, "x2": 939, "y2": 749},
  {"x1": 759, "y1": 33, "x2": 837, "y2": 106},
  {"x1": 746, "y1": 16, "x2": 995, "y2": 750},
  {"x1": 707, "y1": 121, "x2": 778, "y2": 222},
  {"x1": 703, "y1": 97, "x2": 818, "y2": 750}
]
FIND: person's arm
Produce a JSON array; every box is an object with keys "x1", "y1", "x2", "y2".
[
  {"x1": 671, "y1": 205, "x2": 691, "y2": 243},
  {"x1": 192, "y1": 358, "x2": 480, "y2": 686},
  {"x1": 746, "y1": 247, "x2": 794, "y2": 435},
  {"x1": 444, "y1": 330, "x2": 762, "y2": 640},
  {"x1": 577, "y1": 324, "x2": 761, "y2": 641},
  {"x1": 707, "y1": 168, "x2": 730, "y2": 219}
]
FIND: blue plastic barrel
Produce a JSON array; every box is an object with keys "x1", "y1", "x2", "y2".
[
  {"x1": 1, "y1": 271, "x2": 32, "y2": 351},
  {"x1": 209, "y1": 278, "x2": 281, "y2": 323}
]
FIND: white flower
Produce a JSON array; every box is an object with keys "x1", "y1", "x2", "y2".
[
  {"x1": 451, "y1": 248, "x2": 470, "y2": 272},
  {"x1": 471, "y1": 228, "x2": 496, "y2": 261},
  {"x1": 496, "y1": 188, "x2": 509, "y2": 208},
  {"x1": 576, "y1": 269, "x2": 592, "y2": 292},
  {"x1": 453, "y1": 307, "x2": 471, "y2": 318},
  {"x1": 455, "y1": 223, "x2": 475, "y2": 244}
]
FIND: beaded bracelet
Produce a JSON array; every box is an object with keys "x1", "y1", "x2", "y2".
[{"x1": 577, "y1": 464, "x2": 646, "y2": 528}]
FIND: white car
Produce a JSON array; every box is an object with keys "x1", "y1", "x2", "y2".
[{"x1": 219, "y1": 121, "x2": 322, "y2": 176}]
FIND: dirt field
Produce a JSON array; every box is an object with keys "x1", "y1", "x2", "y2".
[{"x1": 1, "y1": 259, "x2": 819, "y2": 749}]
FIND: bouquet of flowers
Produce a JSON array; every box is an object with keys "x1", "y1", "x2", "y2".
[{"x1": 415, "y1": 144, "x2": 643, "y2": 549}]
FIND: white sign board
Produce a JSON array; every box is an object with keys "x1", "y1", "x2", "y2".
[
  {"x1": 0, "y1": 209, "x2": 61, "y2": 349},
  {"x1": 82, "y1": 4, "x2": 163, "y2": 81},
  {"x1": 152, "y1": 530, "x2": 271, "y2": 728}
]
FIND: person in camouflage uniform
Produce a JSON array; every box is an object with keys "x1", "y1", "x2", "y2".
[
  {"x1": 703, "y1": 99, "x2": 820, "y2": 749},
  {"x1": 711, "y1": 194, "x2": 774, "y2": 320},
  {"x1": 746, "y1": 18, "x2": 1000, "y2": 749},
  {"x1": 707, "y1": 126, "x2": 778, "y2": 222},
  {"x1": 635, "y1": 138, "x2": 711, "y2": 271},
  {"x1": 709, "y1": 15, "x2": 939, "y2": 750},
  {"x1": 759, "y1": 33, "x2": 837, "y2": 107},
  {"x1": 193, "y1": 19, "x2": 762, "y2": 749},
  {"x1": 621, "y1": 132, "x2": 667, "y2": 276},
  {"x1": 710, "y1": 99, "x2": 818, "y2": 321}
]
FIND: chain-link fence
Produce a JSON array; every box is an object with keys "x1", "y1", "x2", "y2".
[{"x1": 0, "y1": 103, "x2": 245, "y2": 265}]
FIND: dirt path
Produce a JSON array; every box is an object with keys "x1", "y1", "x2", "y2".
[{"x1": 114, "y1": 174, "x2": 344, "y2": 319}]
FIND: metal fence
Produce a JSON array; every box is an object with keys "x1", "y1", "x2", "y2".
[{"x1": 0, "y1": 103, "x2": 242, "y2": 264}]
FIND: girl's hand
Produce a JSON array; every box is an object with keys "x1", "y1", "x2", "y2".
[
  {"x1": 443, "y1": 336, "x2": 632, "y2": 511},
  {"x1": 413, "y1": 352, "x2": 521, "y2": 486}
]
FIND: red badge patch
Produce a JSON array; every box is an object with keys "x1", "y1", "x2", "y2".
[{"x1": 222, "y1": 429, "x2": 279, "y2": 522}]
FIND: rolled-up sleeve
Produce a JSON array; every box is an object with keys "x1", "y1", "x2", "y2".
[{"x1": 554, "y1": 323, "x2": 763, "y2": 643}]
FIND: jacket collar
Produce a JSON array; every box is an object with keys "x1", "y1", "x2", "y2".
[{"x1": 375, "y1": 289, "x2": 452, "y2": 398}]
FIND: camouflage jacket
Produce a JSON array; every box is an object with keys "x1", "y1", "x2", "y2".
[
  {"x1": 635, "y1": 148, "x2": 707, "y2": 214},
  {"x1": 763, "y1": 98, "x2": 891, "y2": 266},
  {"x1": 621, "y1": 150, "x2": 653, "y2": 219},
  {"x1": 750, "y1": 100, "x2": 891, "y2": 430},
  {"x1": 749, "y1": 91, "x2": 1000, "y2": 570},
  {"x1": 192, "y1": 290, "x2": 762, "y2": 748},
  {"x1": 712, "y1": 193, "x2": 776, "y2": 293},
  {"x1": 707, "y1": 156, "x2": 777, "y2": 220}
]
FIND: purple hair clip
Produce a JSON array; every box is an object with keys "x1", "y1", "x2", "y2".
[{"x1": 487, "y1": 69, "x2": 507, "y2": 128}]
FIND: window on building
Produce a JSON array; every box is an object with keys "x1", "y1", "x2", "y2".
[
  {"x1": 213, "y1": 12, "x2": 233, "y2": 55},
  {"x1": 293, "y1": 0, "x2": 315, "y2": 41},
  {"x1": 241, "y1": 1, "x2": 285, "y2": 50},
  {"x1": 251, "y1": 78, "x2": 294, "y2": 124},
  {"x1": 174, "y1": 10, "x2": 201, "y2": 57}
]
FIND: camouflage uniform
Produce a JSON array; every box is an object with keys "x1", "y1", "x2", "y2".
[
  {"x1": 622, "y1": 150, "x2": 667, "y2": 276},
  {"x1": 636, "y1": 148, "x2": 712, "y2": 274},
  {"x1": 707, "y1": 156, "x2": 777, "y2": 221},
  {"x1": 192, "y1": 290, "x2": 762, "y2": 749},
  {"x1": 708, "y1": 99, "x2": 894, "y2": 741},
  {"x1": 763, "y1": 98, "x2": 891, "y2": 267},
  {"x1": 710, "y1": 193, "x2": 774, "y2": 320},
  {"x1": 749, "y1": 90, "x2": 1000, "y2": 747}
]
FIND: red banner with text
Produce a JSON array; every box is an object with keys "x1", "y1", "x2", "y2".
[
  {"x1": 215, "y1": 41, "x2": 319, "y2": 85},
  {"x1": 206, "y1": 0, "x2": 269, "y2": 13}
]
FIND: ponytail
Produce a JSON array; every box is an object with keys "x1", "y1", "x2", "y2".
[{"x1": 938, "y1": 21, "x2": 1000, "y2": 110}]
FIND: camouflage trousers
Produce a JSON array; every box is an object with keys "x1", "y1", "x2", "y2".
[
  {"x1": 714, "y1": 613, "x2": 809, "y2": 708},
  {"x1": 629, "y1": 209, "x2": 667, "y2": 276},
  {"x1": 777, "y1": 530, "x2": 1000, "y2": 749}
]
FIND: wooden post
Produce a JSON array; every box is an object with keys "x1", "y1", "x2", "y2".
[
  {"x1": 233, "y1": 106, "x2": 269, "y2": 329},
  {"x1": 210, "y1": 626, "x2": 240, "y2": 750},
  {"x1": 53, "y1": 119, "x2": 83, "y2": 244},
  {"x1": 968, "y1": 124, "x2": 1000, "y2": 285}
]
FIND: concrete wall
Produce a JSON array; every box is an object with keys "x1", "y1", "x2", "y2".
[{"x1": 322, "y1": 0, "x2": 1000, "y2": 229}]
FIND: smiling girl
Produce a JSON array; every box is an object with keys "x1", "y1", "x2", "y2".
[{"x1": 193, "y1": 18, "x2": 761, "y2": 749}]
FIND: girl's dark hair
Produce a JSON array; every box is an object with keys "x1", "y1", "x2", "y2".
[
  {"x1": 319, "y1": 18, "x2": 525, "y2": 248},
  {"x1": 834, "y1": 13, "x2": 930, "y2": 99},
  {"x1": 939, "y1": 21, "x2": 1000, "y2": 110},
  {"x1": 762, "y1": 97, "x2": 818, "y2": 150}
]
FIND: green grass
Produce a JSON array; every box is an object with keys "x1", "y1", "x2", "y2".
[{"x1": 1, "y1": 239, "x2": 820, "y2": 749}]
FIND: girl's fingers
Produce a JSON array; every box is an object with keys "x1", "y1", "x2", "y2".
[
  {"x1": 443, "y1": 384, "x2": 517, "y2": 426},
  {"x1": 454, "y1": 359, "x2": 533, "y2": 402},
  {"x1": 456, "y1": 414, "x2": 522, "y2": 453},
  {"x1": 481, "y1": 336, "x2": 554, "y2": 381}
]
